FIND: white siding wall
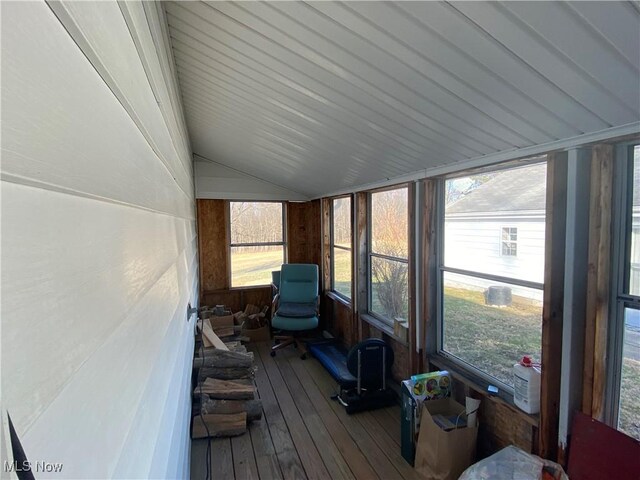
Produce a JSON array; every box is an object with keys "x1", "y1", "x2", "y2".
[
  {"x1": 1, "y1": 2, "x2": 196, "y2": 478},
  {"x1": 444, "y1": 218, "x2": 546, "y2": 284}
]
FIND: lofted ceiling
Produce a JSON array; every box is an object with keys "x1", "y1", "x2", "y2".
[{"x1": 165, "y1": 1, "x2": 640, "y2": 199}]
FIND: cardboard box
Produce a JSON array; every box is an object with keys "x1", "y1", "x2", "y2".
[
  {"x1": 415, "y1": 397, "x2": 478, "y2": 480},
  {"x1": 241, "y1": 325, "x2": 271, "y2": 343}
]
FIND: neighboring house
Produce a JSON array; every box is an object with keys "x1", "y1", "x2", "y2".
[{"x1": 444, "y1": 162, "x2": 547, "y2": 301}]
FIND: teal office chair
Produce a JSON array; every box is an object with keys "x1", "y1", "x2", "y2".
[{"x1": 270, "y1": 264, "x2": 319, "y2": 359}]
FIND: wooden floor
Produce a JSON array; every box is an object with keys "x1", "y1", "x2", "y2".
[{"x1": 190, "y1": 342, "x2": 420, "y2": 480}]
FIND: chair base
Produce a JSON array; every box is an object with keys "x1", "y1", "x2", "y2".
[{"x1": 270, "y1": 334, "x2": 309, "y2": 359}]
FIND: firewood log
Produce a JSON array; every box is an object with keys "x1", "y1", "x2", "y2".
[
  {"x1": 200, "y1": 398, "x2": 263, "y2": 421},
  {"x1": 194, "y1": 378, "x2": 255, "y2": 400},
  {"x1": 191, "y1": 412, "x2": 247, "y2": 439},
  {"x1": 198, "y1": 366, "x2": 256, "y2": 380},
  {"x1": 194, "y1": 349, "x2": 254, "y2": 368}
]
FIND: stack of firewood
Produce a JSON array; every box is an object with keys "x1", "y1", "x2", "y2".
[
  {"x1": 191, "y1": 307, "x2": 262, "y2": 439},
  {"x1": 233, "y1": 303, "x2": 270, "y2": 330}
]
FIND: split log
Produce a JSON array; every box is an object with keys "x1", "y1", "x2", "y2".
[
  {"x1": 213, "y1": 326, "x2": 235, "y2": 338},
  {"x1": 191, "y1": 412, "x2": 247, "y2": 439},
  {"x1": 244, "y1": 304, "x2": 261, "y2": 315},
  {"x1": 201, "y1": 319, "x2": 228, "y2": 351},
  {"x1": 195, "y1": 378, "x2": 255, "y2": 400},
  {"x1": 201, "y1": 398, "x2": 263, "y2": 421},
  {"x1": 194, "y1": 349, "x2": 254, "y2": 368},
  {"x1": 210, "y1": 315, "x2": 234, "y2": 328},
  {"x1": 198, "y1": 366, "x2": 256, "y2": 380}
]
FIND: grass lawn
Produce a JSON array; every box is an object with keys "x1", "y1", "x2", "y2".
[
  {"x1": 443, "y1": 285, "x2": 542, "y2": 387},
  {"x1": 620, "y1": 358, "x2": 640, "y2": 440},
  {"x1": 231, "y1": 248, "x2": 283, "y2": 287}
]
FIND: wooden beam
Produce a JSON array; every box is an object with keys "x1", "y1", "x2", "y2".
[
  {"x1": 355, "y1": 192, "x2": 368, "y2": 341},
  {"x1": 421, "y1": 179, "x2": 437, "y2": 367},
  {"x1": 408, "y1": 182, "x2": 418, "y2": 375},
  {"x1": 321, "y1": 197, "x2": 331, "y2": 293},
  {"x1": 582, "y1": 144, "x2": 614, "y2": 420},
  {"x1": 539, "y1": 152, "x2": 568, "y2": 460}
]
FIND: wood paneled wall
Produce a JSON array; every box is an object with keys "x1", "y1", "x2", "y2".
[
  {"x1": 288, "y1": 200, "x2": 322, "y2": 265},
  {"x1": 197, "y1": 199, "x2": 322, "y2": 313},
  {"x1": 197, "y1": 199, "x2": 229, "y2": 292}
]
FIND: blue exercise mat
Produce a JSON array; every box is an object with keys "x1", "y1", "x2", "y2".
[{"x1": 307, "y1": 340, "x2": 358, "y2": 389}]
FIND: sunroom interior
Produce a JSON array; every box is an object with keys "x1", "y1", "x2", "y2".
[{"x1": 1, "y1": 1, "x2": 639, "y2": 479}]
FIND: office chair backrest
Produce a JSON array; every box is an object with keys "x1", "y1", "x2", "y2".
[{"x1": 279, "y1": 264, "x2": 318, "y2": 304}]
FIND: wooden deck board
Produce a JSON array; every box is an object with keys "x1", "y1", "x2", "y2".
[
  {"x1": 251, "y1": 344, "x2": 307, "y2": 480},
  {"x1": 256, "y1": 344, "x2": 332, "y2": 480},
  {"x1": 273, "y1": 352, "x2": 356, "y2": 480},
  {"x1": 301, "y1": 356, "x2": 409, "y2": 480},
  {"x1": 232, "y1": 429, "x2": 259, "y2": 480},
  {"x1": 191, "y1": 342, "x2": 410, "y2": 480}
]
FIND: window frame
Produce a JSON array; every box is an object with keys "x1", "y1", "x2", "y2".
[
  {"x1": 227, "y1": 200, "x2": 287, "y2": 289},
  {"x1": 330, "y1": 195, "x2": 353, "y2": 302},
  {"x1": 435, "y1": 161, "x2": 546, "y2": 394},
  {"x1": 500, "y1": 226, "x2": 518, "y2": 257},
  {"x1": 367, "y1": 184, "x2": 410, "y2": 326},
  {"x1": 606, "y1": 143, "x2": 640, "y2": 433}
]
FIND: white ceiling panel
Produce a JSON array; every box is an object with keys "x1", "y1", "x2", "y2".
[{"x1": 165, "y1": 1, "x2": 640, "y2": 198}]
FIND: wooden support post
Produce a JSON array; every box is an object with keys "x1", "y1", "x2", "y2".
[
  {"x1": 539, "y1": 152, "x2": 568, "y2": 460},
  {"x1": 408, "y1": 182, "x2": 418, "y2": 375},
  {"x1": 582, "y1": 144, "x2": 614, "y2": 421},
  {"x1": 355, "y1": 192, "x2": 368, "y2": 342},
  {"x1": 422, "y1": 179, "x2": 438, "y2": 369}
]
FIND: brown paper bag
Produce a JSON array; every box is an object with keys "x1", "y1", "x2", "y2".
[{"x1": 414, "y1": 397, "x2": 478, "y2": 480}]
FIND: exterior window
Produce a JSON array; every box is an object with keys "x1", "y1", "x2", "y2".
[
  {"x1": 331, "y1": 197, "x2": 352, "y2": 300},
  {"x1": 439, "y1": 162, "x2": 546, "y2": 389},
  {"x1": 229, "y1": 201, "x2": 285, "y2": 287},
  {"x1": 501, "y1": 227, "x2": 518, "y2": 256},
  {"x1": 611, "y1": 145, "x2": 640, "y2": 440},
  {"x1": 369, "y1": 187, "x2": 409, "y2": 324}
]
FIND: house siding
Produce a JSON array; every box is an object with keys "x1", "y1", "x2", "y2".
[
  {"x1": 444, "y1": 216, "x2": 545, "y2": 291},
  {"x1": 1, "y1": 2, "x2": 196, "y2": 478}
]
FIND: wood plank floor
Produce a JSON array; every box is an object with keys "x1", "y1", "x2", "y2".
[{"x1": 191, "y1": 342, "x2": 418, "y2": 480}]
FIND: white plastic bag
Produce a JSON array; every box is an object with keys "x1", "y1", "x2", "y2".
[{"x1": 459, "y1": 445, "x2": 568, "y2": 480}]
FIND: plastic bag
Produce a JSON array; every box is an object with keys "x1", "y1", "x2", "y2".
[{"x1": 459, "y1": 445, "x2": 568, "y2": 480}]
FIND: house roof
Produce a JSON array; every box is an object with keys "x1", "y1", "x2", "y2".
[{"x1": 446, "y1": 162, "x2": 547, "y2": 214}]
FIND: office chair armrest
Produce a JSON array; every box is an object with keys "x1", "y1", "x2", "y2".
[{"x1": 271, "y1": 293, "x2": 280, "y2": 320}]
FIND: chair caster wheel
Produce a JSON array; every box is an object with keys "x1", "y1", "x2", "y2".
[
  {"x1": 270, "y1": 351, "x2": 276, "y2": 357},
  {"x1": 300, "y1": 353, "x2": 307, "y2": 360}
]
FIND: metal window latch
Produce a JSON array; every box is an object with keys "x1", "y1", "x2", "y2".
[{"x1": 187, "y1": 304, "x2": 198, "y2": 320}]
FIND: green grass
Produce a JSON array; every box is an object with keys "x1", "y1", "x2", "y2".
[
  {"x1": 231, "y1": 248, "x2": 282, "y2": 287},
  {"x1": 620, "y1": 358, "x2": 640, "y2": 440},
  {"x1": 443, "y1": 286, "x2": 542, "y2": 387}
]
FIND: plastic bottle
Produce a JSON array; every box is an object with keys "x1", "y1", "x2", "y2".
[{"x1": 513, "y1": 356, "x2": 541, "y2": 414}]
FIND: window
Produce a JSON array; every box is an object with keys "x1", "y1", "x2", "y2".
[
  {"x1": 369, "y1": 187, "x2": 409, "y2": 324},
  {"x1": 331, "y1": 196, "x2": 352, "y2": 300},
  {"x1": 610, "y1": 144, "x2": 640, "y2": 441},
  {"x1": 229, "y1": 201, "x2": 285, "y2": 287},
  {"x1": 501, "y1": 227, "x2": 518, "y2": 256},
  {"x1": 439, "y1": 162, "x2": 547, "y2": 389}
]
